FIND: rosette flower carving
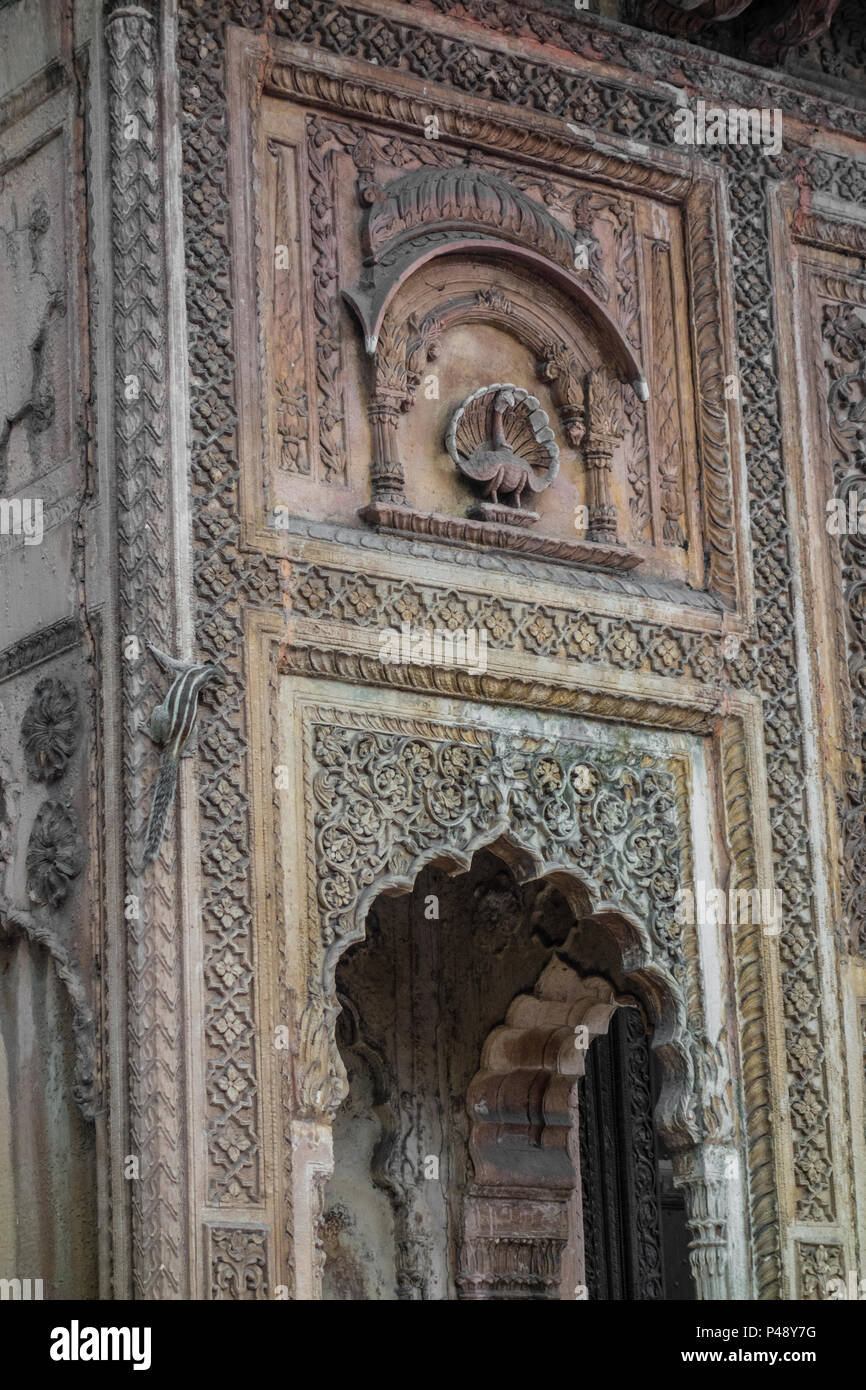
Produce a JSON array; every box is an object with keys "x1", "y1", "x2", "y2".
[
  {"x1": 21, "y1": 678, "x2": 81, "y2": 784},
  {"x1": 26, "y1": 800, "x2": 85, "y2": 909}
]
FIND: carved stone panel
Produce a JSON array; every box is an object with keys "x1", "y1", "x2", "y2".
[
  {"x1": 229, "y1": 33, "x2": 744, "y2": 604},
  {"x1": 0, "y1": 130, "x2": 71, "y2": 500}
]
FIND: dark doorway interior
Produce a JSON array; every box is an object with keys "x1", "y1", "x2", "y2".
[{"x1": 580, "y1": 1007, "x2": 694, "y2": 1300}]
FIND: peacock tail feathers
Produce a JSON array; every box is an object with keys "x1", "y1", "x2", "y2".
[{"x1": 445, "y1": 383, "x2": 559, "y2": 489}]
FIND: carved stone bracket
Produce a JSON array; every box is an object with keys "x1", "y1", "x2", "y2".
[{"x1": 459, "y1": 968, "x2": 622, "y2": 1300}]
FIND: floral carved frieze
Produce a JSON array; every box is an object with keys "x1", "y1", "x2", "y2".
[
  {"x1": 301, "y1": 708, "x2": 702, "y2": 1152},
  {"x1": 821, "y1": 300, "x2": 866, "y2": 955},
  {"x1": 109, "y1": 0, "x2": 190, "y2": 1295},
  {"x1": 291, "y1": 561, "x2": 724, "y2": 683}
]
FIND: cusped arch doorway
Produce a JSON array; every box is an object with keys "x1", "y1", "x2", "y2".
[{"x1": 321, "y1": 847, "x2": 693, "y2": 1301}]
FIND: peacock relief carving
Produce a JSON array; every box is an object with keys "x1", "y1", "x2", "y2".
[{"x1": 446, "y1": 383, "x2": 560, "y2": 514}]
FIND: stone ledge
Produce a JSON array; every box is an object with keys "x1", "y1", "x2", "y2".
[{"x1": 359, "y1": 502, "x2": 644, "y2": 573}]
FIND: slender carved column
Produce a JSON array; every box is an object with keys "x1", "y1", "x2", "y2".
[
  {"x1": 368, "y1": 398, "x2": 406, "y2": 504},
  {"x1": 584, "y1": 368, "x2": 623, "y2": 543},
  {"x1": 367, "y1": 314, "x2": 408, "y2": 505},
  {"x1": 674, "y1": 1147, "x2": 733, "y2": 1300},
  {"x1": 106, "y1": 1, "x2": 187, "y2": 1297}
]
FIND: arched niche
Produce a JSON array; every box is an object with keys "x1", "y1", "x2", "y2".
[
  {"x1": 0, "y1": 908, "x2": 98, "y2": 1298},
  {"x1": 343, "y1": 162, "x2": 646, "y2": 397},
  {"x1": 295, "y1": 713, "x2": 741, "y2": 1300},
  {"x1": 344, "y1": 161, "x2": 649, "y2": 568}
]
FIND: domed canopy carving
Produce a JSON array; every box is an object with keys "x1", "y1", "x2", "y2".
[
  {"x1": 344, "y1": 159, "x2": 647, "y2": 402},
  {"x1": 365, "y1": 163, "x2": 577, "y2": 271}
]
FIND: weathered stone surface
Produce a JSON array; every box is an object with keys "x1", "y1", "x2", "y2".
[{"x1": 0, "y1": 0, "x2": 864, "y2": 1305}]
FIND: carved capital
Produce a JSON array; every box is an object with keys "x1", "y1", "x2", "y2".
[
  {"x1": 673, "y1": 1147, "x2": 733, "y2": 1300},
  {"x1": 457, "y1": 1196, "x2": 568, "y2": 1301},
  {"x1": 538, "y1": 340, "x2": 585, "y2": 449}
]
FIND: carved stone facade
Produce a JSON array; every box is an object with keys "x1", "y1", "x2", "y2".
[{"x1": 2, "y1": 0, "x2": 866, "y2": 1304}]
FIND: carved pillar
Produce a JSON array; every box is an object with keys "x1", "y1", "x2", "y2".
[
  {"x1": 673, "y1": 1146, "x2": 733, "y2": 1300},
  {"x1": 106, "y1": 0, "x2": 187, "y2": 1297},
  {"x1": 366, "y1": 311, "x2": 441, "y2": 506},
  {"x1": 584, "y1": 368, "x2": 624, "y2": 543},
  {"x1": 367, "y1": 396, "x2": 406, "y2": 504},
  {"x1": 290, "y1": 1119, "x2": 334, "y2": 1300},
  {"x1": 368, "y1": 314, "x2": 408, "y2": 505}
]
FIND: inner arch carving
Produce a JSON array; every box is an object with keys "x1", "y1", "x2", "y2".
[{"x1": 343, "y1": 160, "x2": 648, "y2": 398}]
